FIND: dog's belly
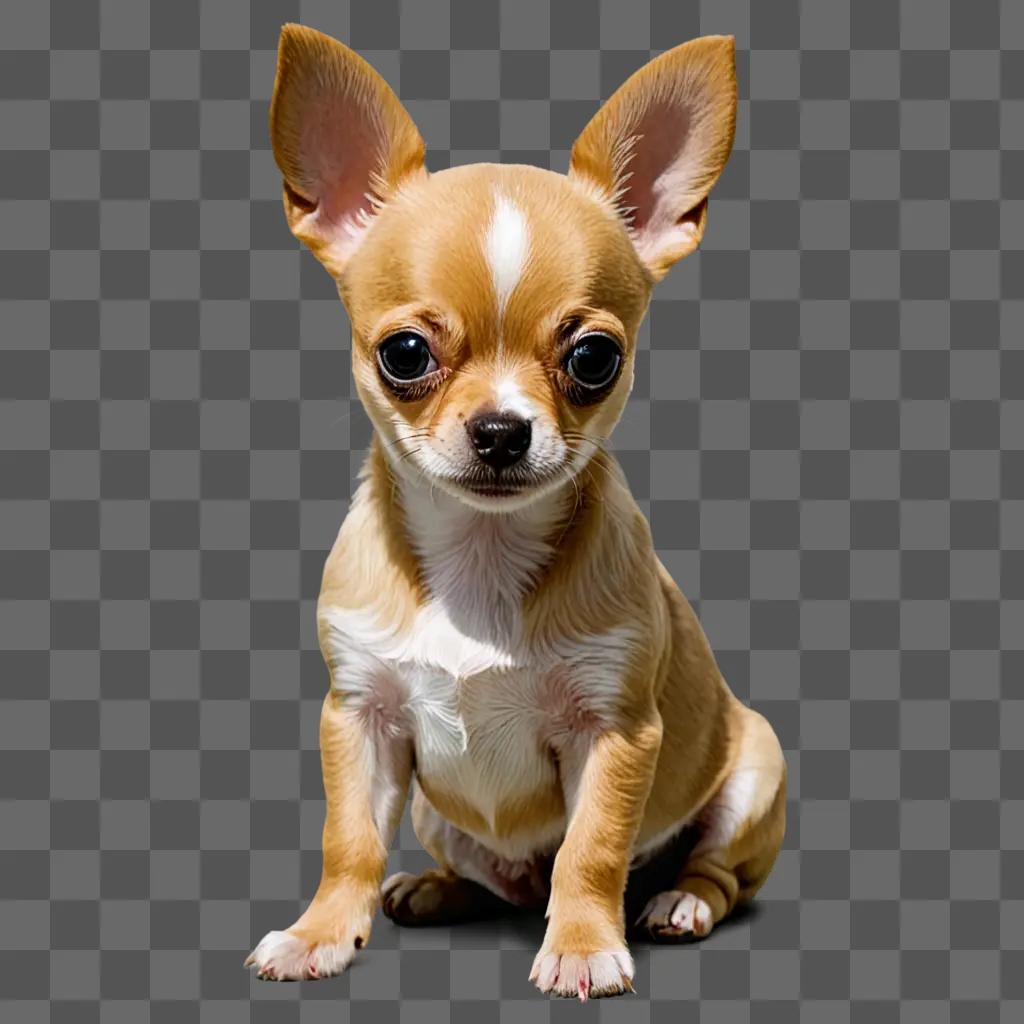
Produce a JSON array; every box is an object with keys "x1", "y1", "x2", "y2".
[
  {"x1": 408, "y1": 665, "x2": 569, "y2": 855},
  {"x1": 412, "y1": 778, "x2": 559, "y2": 907}
]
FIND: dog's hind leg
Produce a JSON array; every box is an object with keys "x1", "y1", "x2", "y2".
[
  {"x1": 634, "y1": 707, "x2": 786, "y2": 941},
  {"x1": 381, "y1": 782, "x2": 514, "y2": 926},
  {"x1": 381, "y1": 866, "x2": 507, "y2": 926}
]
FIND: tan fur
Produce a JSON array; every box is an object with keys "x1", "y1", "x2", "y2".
[
  {"x1": 270, "y1": 24, "x2": 427, "y2": 276},
  {"x1": 569, "y1": 35, "x2": 738, "y2": 279},
  {"x1": 247, "y1": 25, "x2": 785, "y2": 999}
]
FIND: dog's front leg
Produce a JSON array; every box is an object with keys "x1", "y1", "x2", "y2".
[
  {"x1": 246, "y1": 689, "x2": 412, "y2": 981},
  {"x1": 531, "y1": 709, "x2": 663, "y2": 1000}
]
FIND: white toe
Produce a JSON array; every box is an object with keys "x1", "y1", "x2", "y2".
[
  {"x1": 636, "y1": 890, "x2": 683, "y2": 929},
  {"x1": 530, "y1": 948, "x2": 634, "y2": 1000},
  {"x1": 382, "y1": 871, "x2": 414, "y2": 901},
  {"x1": 638, "y1": 889, "x2": 714, "y2": 938},
  {"x1": 245, "y1": 929, "x2": 355, "y2": 982}
]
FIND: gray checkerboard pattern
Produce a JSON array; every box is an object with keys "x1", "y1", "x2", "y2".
[{"x1": 1, "y1": 0, "x2": 1021, "y2": 1019}]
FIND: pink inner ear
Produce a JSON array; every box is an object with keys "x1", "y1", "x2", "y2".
[
  {"x1": 298, "y1": 100, "x2": 383, "y2": 230},
  {"x1": 620, "y1": 101, "x2": 691, "y2": 232}
]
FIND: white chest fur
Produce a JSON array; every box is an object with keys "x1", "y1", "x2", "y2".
[
  {"x1": 320, "y1": 484, "x2": 637, "y2": 858},
  {"x1": 322, "y1": 601, "x2": 635, "y2": 855}
]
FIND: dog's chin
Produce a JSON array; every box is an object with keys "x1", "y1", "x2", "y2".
[
  {"x1": 433, "y1": 470, "x2": 569, "y2": 514},
  {"x1": 381, "y1": 437, "x2": 588, "y2": 515}
]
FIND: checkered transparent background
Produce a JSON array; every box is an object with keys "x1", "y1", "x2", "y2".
[{"x1": 2, "y1": 0, "x2": 1022, "y2": 1020}]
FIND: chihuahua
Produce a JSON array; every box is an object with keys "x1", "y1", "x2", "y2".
[{"x1": 245, "y1": 24, "x2": 785, "y2": 1000}]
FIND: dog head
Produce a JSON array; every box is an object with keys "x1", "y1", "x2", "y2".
[{"x1": 270, "y1": 24, "x2": 737, "y2": 511}]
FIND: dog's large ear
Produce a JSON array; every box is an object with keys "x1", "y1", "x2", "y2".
[
  {"x1": 270, "y1": 24, "x2": 426, "y2": 276},
  {"x1": 569, "y1": 36, "x2": 737, "y2": 281}
]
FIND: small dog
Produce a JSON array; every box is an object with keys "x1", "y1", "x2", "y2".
[{"x1": 246, "y1": 24, "x2": 785, "y2": 1000}]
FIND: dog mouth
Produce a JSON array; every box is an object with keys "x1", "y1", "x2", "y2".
[
  {"x1": 460, "y1": 481, "x2": 526, "y2": 499},
  {"x1": 388, "y1": 431, "x2": 596, "y2": 508},
  {"x1": 444, "y1": 466, "x2": 567, "y2": 505}
]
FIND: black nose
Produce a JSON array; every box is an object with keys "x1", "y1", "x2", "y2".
[{"x1": 467, "y1": 412, "x2": 531, "y2": 471}]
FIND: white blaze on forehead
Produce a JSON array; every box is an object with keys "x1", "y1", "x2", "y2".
[{"x1": 485, "y1": 193, "x2": 529, "y2": 317}]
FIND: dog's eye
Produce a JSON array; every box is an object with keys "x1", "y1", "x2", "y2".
[
  {"x1": 377, "y1": 332, "x2": 437, "y2": 382},
  {"x1": 564, "y1": 334, "x2": 622, "y2": 390}
]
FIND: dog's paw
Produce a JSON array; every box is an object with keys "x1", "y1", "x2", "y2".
[
  {"x1": 529, "y1": 947, "x2": 634, "y2": 1001},
  {"x1": 381, "y1": 871, "x2": 445, "y2": 922},
  {"x1": 634, "y1": 889, "x2": 713, "y2": 941},
  {"x1": 244, "y1": 929, "x2": 359, "y2": 981},
  {"x1": 381, "y1": 869, "x2": 504, "y2": 926}
]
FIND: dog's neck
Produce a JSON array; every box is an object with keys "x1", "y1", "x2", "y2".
[
  {"x1": 405, "y1": 469, "x2": 565, "y2": 629},
  {"x1": 373, "y1": 440, "x2": 574, "y2": 641}
]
